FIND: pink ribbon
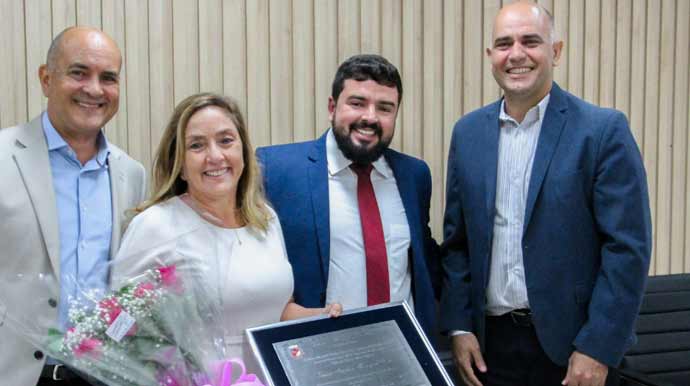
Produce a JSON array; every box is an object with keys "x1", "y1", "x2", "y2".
[{"x1": 203, "y1": 359, "x2": 265, "y2": 386}]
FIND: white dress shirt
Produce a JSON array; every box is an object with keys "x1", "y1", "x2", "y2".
[
  {"x1": 324, "y1": 129, "x2": 414, "y2": 311},
  {"x1": 486, "y1": 95, "x2": 550, "y2": 315}
]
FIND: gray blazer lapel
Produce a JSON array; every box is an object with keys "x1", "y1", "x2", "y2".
[
  {"x1": 12, "y1": 116, "x2": 61, "y2": 276},
  {"x1": 107, "y1": 149, "x2": 128, "y2": 259}
]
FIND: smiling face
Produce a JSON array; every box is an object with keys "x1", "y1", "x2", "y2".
[
  {"x1": 487, "y1": 2, "x2": 562, "y2": 106},
  {"x1": 182, "y1": 106, "x2": 244, "y2": 206},
  {"x1": 39, "y1": 28, "x2": 121, "y2": 141},
  {"x1": 328, "y1": 79, "x2": 399, "y2": 164}
]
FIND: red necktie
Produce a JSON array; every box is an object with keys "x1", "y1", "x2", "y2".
[{"x1": 351, "y1": 163, "x2": 390, "y2": 306}]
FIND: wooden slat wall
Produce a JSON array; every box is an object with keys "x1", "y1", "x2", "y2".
[{"x1": 1, "y1": 0, "x2": 688, "y2": 275}]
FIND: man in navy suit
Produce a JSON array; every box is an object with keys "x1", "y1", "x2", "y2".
[
  {"x1": 257, "y1": 54, "x2": 440, "y2": 338},
  {"x1": 440, "y1": 2, "x2": 651, "y2": 386}
]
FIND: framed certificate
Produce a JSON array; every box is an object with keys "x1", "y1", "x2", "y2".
[{"x1": 246, "y1": 302, "x2": 455, "y2": 386}]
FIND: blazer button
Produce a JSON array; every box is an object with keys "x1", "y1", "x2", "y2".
[
  {"x1": 48, "y1": 298, "x2": 57, "y2": 308},
  {"x1": 34, "y1": 350, "x2": 44, "y2": 360}
]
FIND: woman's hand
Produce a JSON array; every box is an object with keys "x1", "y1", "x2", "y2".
[
  {"x1": 322, "y1": 303, "x2": 343, "y2": 318},
  {"x1": 281, "y1": 298, "x2": 343, "y2": 320}
]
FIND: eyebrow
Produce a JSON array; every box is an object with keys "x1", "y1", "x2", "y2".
[
  {"x1": 215, "y1": 128, "x2": 238, "y2": 136},
  {"x1": 66, "y1": 63, "x2": 89, "y2": 71},
  {"x1": 102, "y1": 70, "x2": 120, "y2": 80},
  {"x1": 494, "y1": 33, "x2": 545, "y2": 45},
  {"x1": 378, "y1": 100, "x2": 397, "y2": 108},
  {"x1": 347, "y1": 95, "x2": 367, "y2": 102},
  {"x1": 347, "y1": 95, "x2": 396, "y2": 108},
  {"x1": 185, "y1": 129, "x2": 237, "y2": 140},
  {"x1": 521, "y1": 33, "x2": 544, "y2": 42},
  {"x1": 493, "y1": 36, "x2": 514, "y2": 46}
]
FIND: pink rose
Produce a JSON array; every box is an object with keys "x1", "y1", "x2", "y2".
[
  {"x1": 134, "y1": 282, "x2": 155, "y2": 298},
  {"x1": 73, "y1": 338, "x2": 102, "y2": 359},
  {"x1": 98, "y1": 297, "x2": 137, "y2": 336},
  {"x1": 157, "y1": 265, "x2": 183, "y2": 293},
  {"x1": 98, "y1": 297, "x2": 122, "y2": 324},
  {"x1": 157, "y1": 265, "x2": 177, "y2": 286}
]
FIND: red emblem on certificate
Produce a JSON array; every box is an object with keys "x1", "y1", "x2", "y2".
[{"x1": 288, "y1": 345, "x2": 302, "y2": 359}]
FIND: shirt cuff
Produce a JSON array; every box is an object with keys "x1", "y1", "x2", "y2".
[{"x1": 449, "y1": 330, "x2": 471, "y2": 336}]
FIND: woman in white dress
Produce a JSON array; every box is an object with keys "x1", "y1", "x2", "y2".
[{"x1": 111, "y1": 93, "x2": 340, "y2": 373}]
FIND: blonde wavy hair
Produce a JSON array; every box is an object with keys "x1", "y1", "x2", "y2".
[{"x1": 138, "y1": 92, "x2": 270, "y2": 231}]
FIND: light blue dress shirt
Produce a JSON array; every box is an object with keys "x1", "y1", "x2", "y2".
[{"x1": 42, "y1": 113, "x2": 112, "y2": 331}]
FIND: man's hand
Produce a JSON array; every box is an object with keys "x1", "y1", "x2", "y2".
[
  {"x1": 562, "y1": 351, "x2": 608, "y2": 386},
  {"x1": 451, "y1": 333, "x2": 486, "y2": 386}
]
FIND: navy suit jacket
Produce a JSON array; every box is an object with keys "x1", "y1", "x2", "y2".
[
  {"x1": 257, "y1": 131, "x2": 440, "y2": 338},
  {"x1": 439, "y1": 83, "x2": 652, "y2": 367}
]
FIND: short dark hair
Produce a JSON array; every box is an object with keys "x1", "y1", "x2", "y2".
[{"x1": 331, "y1": 54, "x2": 403, "y2": 104}]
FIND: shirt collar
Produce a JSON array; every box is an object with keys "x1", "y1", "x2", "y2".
[
  {"x1": 42, "y1": 111, "x2": 111, "y2": 166},
  {"x1": 325, "y1": 128, "x2": 392, "y2": 179},
  {"x1": 499, "y1": 93, "x2": 551, "y2": 127}
]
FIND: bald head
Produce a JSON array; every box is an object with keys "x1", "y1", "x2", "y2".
[
  {"x1": 46, "y1": 27, "x2": 121, "y2": 71},
  {"x1": 487, "y1": 0, "x2": 563, "y2": 120},
  {"x1": 493, "y1": 1, "x2": 555, "y2": 43},
  {"x1": 39, "y1": 26, "x2": 122, "y2": 155}
]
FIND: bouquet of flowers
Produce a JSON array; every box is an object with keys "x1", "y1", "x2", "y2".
[
  {"x1": 0, "y1": 246, "x2": 264, "y2": 386},
  {"x1": 56, "y1": 264, "x2": 222, "y2": 385}
]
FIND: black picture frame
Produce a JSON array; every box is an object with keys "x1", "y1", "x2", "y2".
[{"x1": 246, "y1": 302, "x2": 454, "y2": 386}]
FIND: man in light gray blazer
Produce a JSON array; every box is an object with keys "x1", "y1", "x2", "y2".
[{"x1": 0, "y1": 27, "x2": 146, "y2": 385}]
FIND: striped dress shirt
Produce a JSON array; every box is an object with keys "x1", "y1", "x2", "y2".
[{"x1": 486, "y1": 95, "x2": 550, "y2": 316}]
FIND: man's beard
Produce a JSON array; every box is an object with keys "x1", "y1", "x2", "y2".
[{"x1": 332, "y1": 120, "x2": 391, "y2": 165}]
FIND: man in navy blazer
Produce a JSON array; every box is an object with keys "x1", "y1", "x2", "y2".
[
  {"x1": 257, "y1": 55, "x2": 440, "y2": 338},
  {"x1": 440, "y1": 3, "x2": 651, "y2": 386}
]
